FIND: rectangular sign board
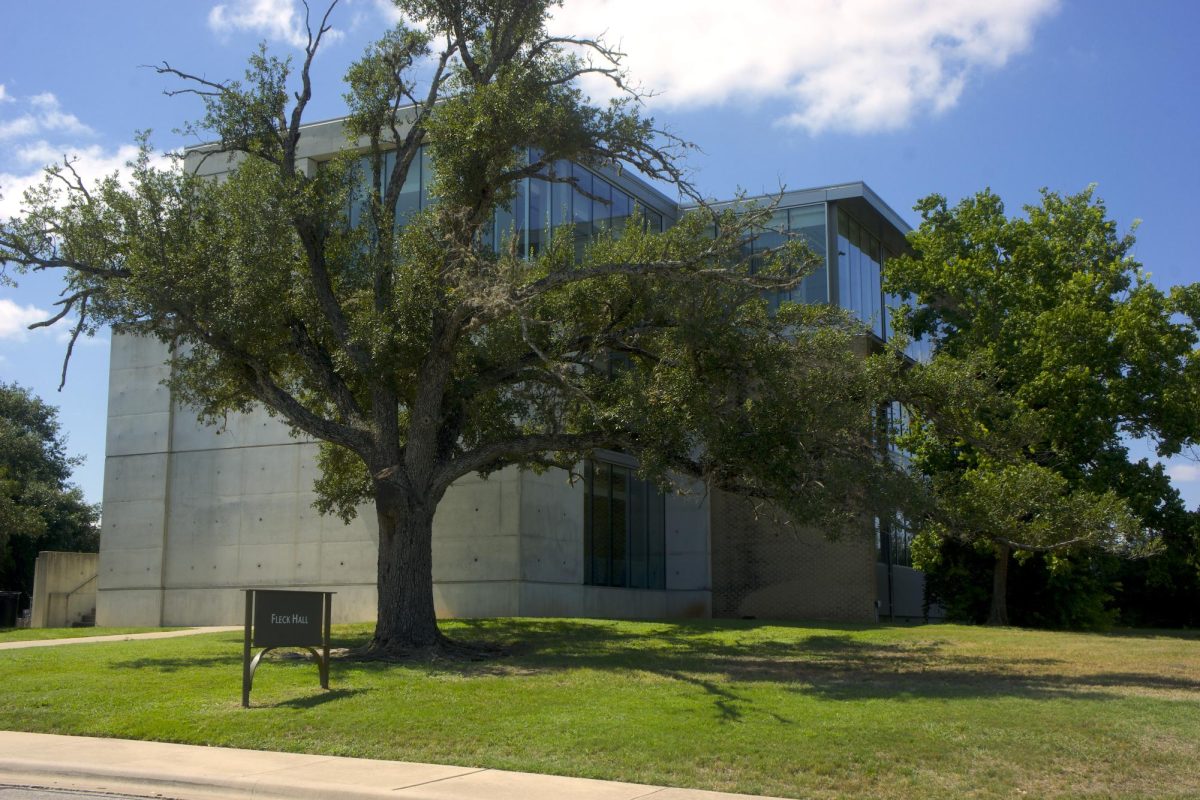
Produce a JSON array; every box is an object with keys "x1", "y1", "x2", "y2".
[
  {"x1": 251, "y1": 589, "x2": 326, "y2": 647},
  {"x1": 243, "y1": 588, "x2": 334, "y2": 707}
]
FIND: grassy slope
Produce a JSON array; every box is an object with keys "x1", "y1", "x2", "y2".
[
  {"x1": 0, "y1": 619, "x2": 1196, "y2": 800},
  {"x1": 0, "y1": 626, "x2": 180, "y2": 642}
]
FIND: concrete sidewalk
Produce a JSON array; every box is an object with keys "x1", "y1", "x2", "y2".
[
  {"x1": 0, "y1": 732, "x2": 785, "y2": 800},
  {"x1": 0, "y1": 628, "x2": 241, "y2": 651}
]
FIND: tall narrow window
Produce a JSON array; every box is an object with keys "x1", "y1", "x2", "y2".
[{"x1": 584, "y1": 461, "x2": 666, "y2": 589}]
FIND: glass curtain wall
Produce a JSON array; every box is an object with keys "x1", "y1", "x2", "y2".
[
  {"x1": 584, "y1": 461, "x2": 666, "y2": 589},
  {"x1": 490, "y1": 151, "x2": 665, "y2": 257},
  {"x1": 743, "y1": 202, "x2": 829, "y2": 312},
  {"x1": 349, "y1": 147, "x2": 666, "y2": 256},
  {"x1": 836, "y1": 207, "x2": 885, "y2": 338}
]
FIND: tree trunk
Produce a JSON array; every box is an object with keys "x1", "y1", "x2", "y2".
[
  {"x1": 988, "y1": 541, "x2": 1011, "y2": 626},
  {"x1": 366, "y1": 480, "x2": 443, "y2": 655}
]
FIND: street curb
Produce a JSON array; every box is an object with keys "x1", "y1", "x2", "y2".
[
  {"x1": 0, "y1": 758, "x2": 471, "y2": 800},
  {"x1": 0, "y1": 733, "x2": 784, "y2": 800}
]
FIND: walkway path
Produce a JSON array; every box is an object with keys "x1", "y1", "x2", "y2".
[
  {"x1": 0, "y1": 627, "x2": 241, "y2": 651},
  {"x1": 0, "y1": 732, "x2": 782, "y2": 800}
]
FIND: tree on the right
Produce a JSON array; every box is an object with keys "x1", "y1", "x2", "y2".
[{"x1": 889, "y1": 187, "x2": 1200, "y2": 626}]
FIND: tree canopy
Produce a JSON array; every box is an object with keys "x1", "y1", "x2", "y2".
[
  {"x1": 0, "y1": 0, "x2": 899, "y2": 652},
  {"x1": 889, "y1": 187, "x2": 1200, "y2": 625}
]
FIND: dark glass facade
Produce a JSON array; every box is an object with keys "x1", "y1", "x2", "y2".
[{"x1": 584, "y1": 460, "x2": 666, "y2": 589}]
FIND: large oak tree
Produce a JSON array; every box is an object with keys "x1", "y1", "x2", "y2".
[{"x1": 1, "y1": 0, "x2": 899, "y2": 654}]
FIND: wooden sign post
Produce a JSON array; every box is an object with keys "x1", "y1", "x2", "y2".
[{"x1": 242, "y1": 589, "x2": 334, "y2": 707}]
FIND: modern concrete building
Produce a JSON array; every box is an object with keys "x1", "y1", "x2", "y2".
[{"x1": 97, "y1": 118, "x2": 928, "y2": 627}]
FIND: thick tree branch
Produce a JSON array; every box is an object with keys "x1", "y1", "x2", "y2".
[
  {"x1": 286, "y1": 317, "x2": 369, "y2": 427},
  {"x1": 433, "y1": 431, "x2": 616, "y2": 491}
]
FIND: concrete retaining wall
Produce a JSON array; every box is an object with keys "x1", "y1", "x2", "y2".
[{"x1": 30, "y1": 551, "x2": 98, "y2": 628}]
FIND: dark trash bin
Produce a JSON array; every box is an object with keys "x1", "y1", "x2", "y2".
[{"x1": 0, "y1": 592, "x2": 20, "y2": 628}]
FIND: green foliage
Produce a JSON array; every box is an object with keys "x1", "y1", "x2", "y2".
[
  {"x1": 889, "y1": 187, "x2": 1200, "y2": 626},
  {"x1": 0, "y1": 0, "x2": 899, "y2": 646},
  {"x1": 923, "y1": 538, "x2": 1120, "y2": 630},
  {"x1": 0, "y1": 383, "x2": 99, "y2": 600}
]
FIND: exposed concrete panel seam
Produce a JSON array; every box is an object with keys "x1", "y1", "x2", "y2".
[
  {"x1": 103, "y1": 439, "x2": 314, "y2": 460},
  {"x1": 166, "y1": 440, "x2": 316, "y2": 455}
]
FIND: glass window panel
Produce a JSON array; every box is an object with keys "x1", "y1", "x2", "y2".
[
  {"x1": 870, "y1": 238, "x2": 883, "y2": 336},
  {"x1": 789, "y1": 204, "x2": 828, "y2": 305},
  {"x1": 591, "y1": 178, "x2": 612, "y2": 235},
  {"x1": 629, "y1": 478, "x2": 647, "y2": 589},
  {"x1": 610, "y1": 466, "x2": 628, "y2": 587},
  {"x1": 394, "y1": 149, "x2": 421, "y2": 228},
  {"x1": 551, "y1": 161, "x2": 572, "y2": 232},
  {"x1": 859, "y1": 224, "x2": 871, "y2": 324},
  {"x1": 755, "y1": 209, "x2": 788, "y2": 307},
  {"x1": 571, "y1": 164, "x2": 592, "y2": 259},
  {"x1": 837, "y1": 239, "x2": 849, "y2": 309},
  {"x1": 610, "y1": 189, "x2": 631, "y2": 236},
  {"x1": 514, "y1": 177, "x2": 528, "y2": 258},
  {"x1": 592, "y1": 463, "x2": 611, "y2": 586},
  {"x1": 837, "y1": 206, "x2": 851, "y2": 311},
  {"x1": 571, "y1": 164, "x2": 593, "y2": 224},
  {"x1": 379, "y1": 151, "x2": 395, "y2": 193},
  {"x1": 860, "y1": 240, "x2": 871, "y2": 326},
  {"x1": 528, "y1": 176, "x2": 548, "y2": 256},
  {"x1": 648, "y1": 491, "x2": 665, "y2": 589},
  {"x1": 849, "y1": 240, "x2": 861, "y2": 320},
  {"x1": 803, "y1": 263, "x2": 828, "y2": 304},
  {"x1": 583, "y1": 462, "x2": 594, "y2": 585},
  {"x1": 347, "y1": 158, "x2": 369, "y2": 231}
]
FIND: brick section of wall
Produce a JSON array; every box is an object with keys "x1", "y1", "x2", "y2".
[{"x1": 710, "y1": 490, "x2": 877, "y2": 622}]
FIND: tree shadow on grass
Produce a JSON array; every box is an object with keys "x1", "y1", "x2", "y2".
[
  {"x1": 112, "y1": 654, "x2": 241, "y2": 672},
  {"x1": 419, "y1": 619, "x2": 1200, "y2": 707}
]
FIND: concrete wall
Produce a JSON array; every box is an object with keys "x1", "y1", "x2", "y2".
[
  {"x1": 97, "y1": 333, "x2": 173, "y2": 626},
  {"x1": 98, "y1": 333, "x2": 711, "y2": 627},
  {"x1": 30, "y1": 551, "x2": 98, "y2": 628},
  {"x1": 876, "y1": 563, "x2": 944, "y2": 621},
  {"x1": 710, "y1": 490, "x2": 877, "y2": 622}
]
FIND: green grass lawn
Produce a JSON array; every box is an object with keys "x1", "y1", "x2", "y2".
[
  {"x1": 0, "y1": 619, "x2": 1196, "y2": 799},
  {"x1": 0, "y1": 626, "x2": 181, "y2": 642}
]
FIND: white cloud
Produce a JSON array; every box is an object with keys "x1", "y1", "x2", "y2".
[
  {"x1": 0, "y1": 91, "x2": 93, "y2": 142},
  {"x1": 546, "y1": 0, "x2": 1059, "y2": 134},
  {"x1": 209, "y1": 0, "x2": 344, "y2": 48},
  {"x1": 0, "y1": 298, "x2": 50, "y2": 340},
  {"x1": 373, "y1": 0, "x2": 404, "y2": 25},
  {"x1": 0, "y1": 84, "x2": 11, "y2": 103},
  {"x1": 0, "y1": 116, "x2": 37, "y2": 139},
  {"x1": 1166, "y1": 464, "x2": 1200, "y2": 483},
  {"x1": 0, "y1": 142, "x2": 149, "y2": 221}
]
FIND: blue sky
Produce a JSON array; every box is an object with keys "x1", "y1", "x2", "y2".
[{"x1": 1, "y1": 0, "x2": 1198, "y2": 508}]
